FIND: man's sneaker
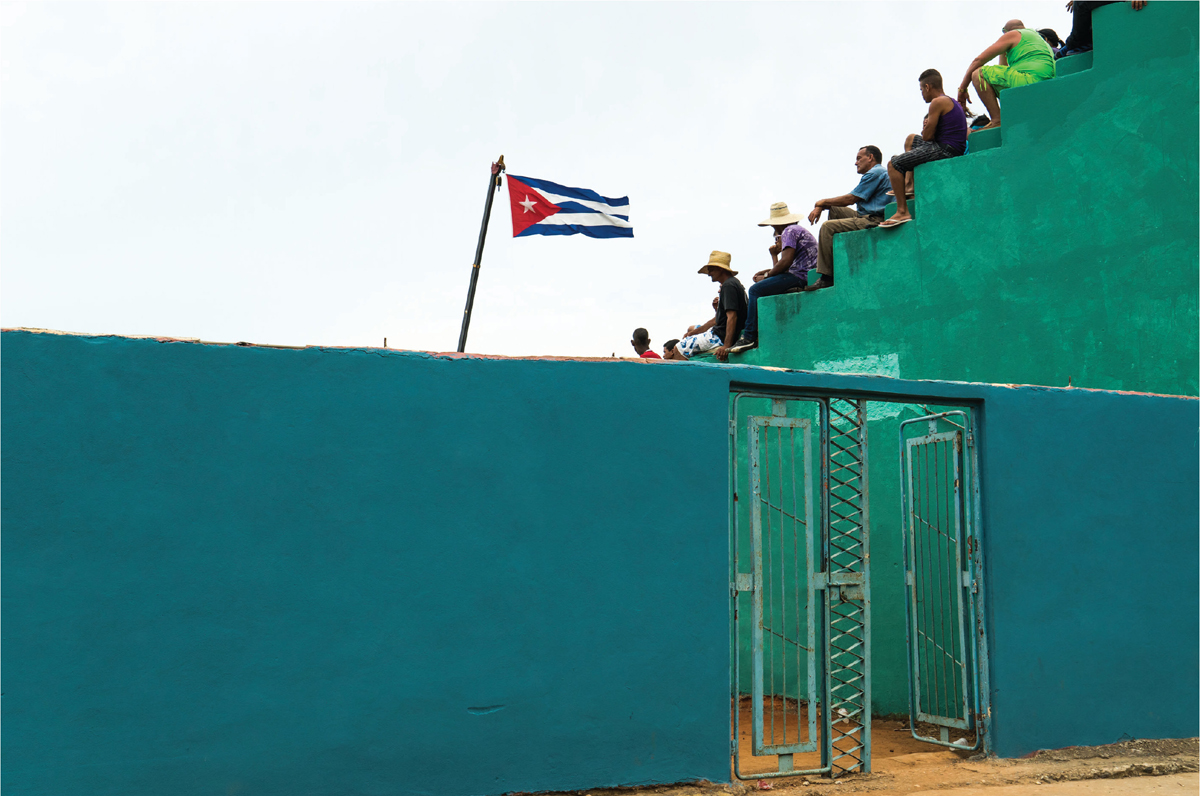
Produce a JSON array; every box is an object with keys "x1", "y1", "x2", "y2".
[
  {"x1": 729, "y1": 335, "x2": 758, "y2": 353},
  {"x1": 805, "y1": 275, "x2": 834, "y2": 291}
]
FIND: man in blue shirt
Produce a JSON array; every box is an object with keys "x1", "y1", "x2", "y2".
[{"x1": 804, "y1": 146, "x2": 891, "y2": 291}]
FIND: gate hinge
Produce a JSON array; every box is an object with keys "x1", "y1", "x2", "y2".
[
  {"x1": 733, "y1": 573, "x2": 754, "y2": 593},
  {"x1": 966, "y1": 431, "x2": 975, "y2": 447},
  {"x1": 729, "y1": 419, "x2": 737, "y2": 436}
]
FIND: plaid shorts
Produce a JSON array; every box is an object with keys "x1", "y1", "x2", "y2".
[
  {"x1": 889, "y1": 135, "x2": 961, "y2": 174},
  {"x1": 676, "y1": 329, "x2": 721, "y2": 358}
]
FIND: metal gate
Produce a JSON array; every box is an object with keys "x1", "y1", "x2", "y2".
[
  {"x1": 730, "y1": 394, "x2": 870, "y2": 779},
  {"x1": 899, "y1": 411, "x2": 988, "y2": 750}
]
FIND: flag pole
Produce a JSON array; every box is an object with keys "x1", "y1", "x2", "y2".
[{"x1": 457, "y1": 155, "x2": 506, "y2": 353}]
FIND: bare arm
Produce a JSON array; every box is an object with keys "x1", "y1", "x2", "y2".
[
  {"x1": 958, "y1": 30, "x2": 1021, "y2": 103},
  {"x1": 921, "y1": 96, "x2": 953, "y2": 141},
  {"x1": 767, "y1": 246, "x2": 795, "y2": 278},
  {"x1": 714, "y1": 310, "x2": 738, "y2": 361}
]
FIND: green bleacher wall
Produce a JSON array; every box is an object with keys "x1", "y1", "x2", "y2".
[{"x1": 738, "y1": 1, "x2": 1198, "y2": 398}]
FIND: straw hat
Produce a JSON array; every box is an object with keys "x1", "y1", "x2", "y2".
[
  {"x1": 698, "y1": 250, "x2": 737, "y2": 276},
  {"x1": 758, "y1": 201, "x2": 804, "y2": 227}
]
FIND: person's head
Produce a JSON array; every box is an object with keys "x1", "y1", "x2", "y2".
[
  {"x1": 698, "y1": 251, "x2": 737, "y2": 284},
  {"x1": 664, "y1": 338, "x2": 680, "y2": 357},
  {"x1": 969, "y1": 114, "x2": 991, "y2": 129},
  {"x1": 855, "y1": 146, "x2": 882, "y2": 174},
  {"x1": 631, "y1": 327, "x2": 651, "y2": 354},
  {"x1": 1002, "y1": 19, "x2": 1024, "y2": 34},
  {"x1": 918, "y1": 69, "x2": 944, "y2": 102},
  {"x1": 1037, "y1": 28, "x2": 1062, "y2": 48}
]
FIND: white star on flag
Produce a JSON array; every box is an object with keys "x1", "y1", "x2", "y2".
[{"x1": 519, "y1": 196, "x2": 538, "y2": 213}]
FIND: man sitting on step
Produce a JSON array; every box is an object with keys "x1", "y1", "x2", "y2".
[
  {"x1": 803, "y1": 146, "x2": 891, "y2": 292},
  {"x1": 728, "y1": 203, "x2": 818, "y2": 353},
  {"x1": 880, "y1": 69, "x2": 968, "y2": 229},
  {"x1": 665, "y1": 252, "x2": 747, "y2": 362},
  {"x1": 955, "y1": 19, "x2": 1056, "y2": 132}
]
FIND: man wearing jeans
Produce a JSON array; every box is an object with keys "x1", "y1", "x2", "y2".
[
  {"x1": 804, "y1": 145, "x2": 891, "y2": 292},
  {"x1": 729, "y1": 202, "x2": 817, "y2": 353}
]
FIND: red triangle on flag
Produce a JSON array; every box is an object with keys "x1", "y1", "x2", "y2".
[{"x1": 507, "y1": 176, "x2": 561, "y2": 237}]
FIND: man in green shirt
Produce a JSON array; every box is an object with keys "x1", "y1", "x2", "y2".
[{"x1": 957, "y1": 19, "x2": 1056, "y2": 131}]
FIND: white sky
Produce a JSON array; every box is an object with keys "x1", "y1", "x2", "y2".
[{"x1": 2, "y1": 1, "x2": 1070, "y2": 357}]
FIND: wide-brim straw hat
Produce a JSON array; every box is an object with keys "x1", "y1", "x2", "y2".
[
  {"x1": 698, "y1": 250, "x2": 737, "y2": 276},
  {"x1": 758, "y1": 201, "x2": 804, "y2": 227}
]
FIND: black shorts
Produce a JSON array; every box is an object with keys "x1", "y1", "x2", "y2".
[{"x1": 890, "y1": 135, "x2": 962, "y2": 174}]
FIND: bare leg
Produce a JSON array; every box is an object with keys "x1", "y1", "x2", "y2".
[
  {"x1": 887, "y1": 135, "x2": 917, "y2": 197},
  {"x1": 883, "y1": 161, "x2": 912, "y2": 223},
  {"x1": 903, "y1": 134, "x2": 915, "y2": 195},
  {"x1": 971, "y1": 67, "x2": 1002, "y2": 127}
]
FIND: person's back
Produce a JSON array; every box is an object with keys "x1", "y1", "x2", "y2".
[
  {"x1": 716, "y1": 276, "x2": 748, "y2": 345},
  {"x1": 933, "y1": 99, "x2": 969, "y2": 154},
  {"x1": 956, "y1": 20, "x2": 1057, "y2": 132},
  {"x1": 1008, "y1": 28, "x2": 1056, "y2": 79}
]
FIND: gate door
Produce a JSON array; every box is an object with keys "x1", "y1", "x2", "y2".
[
  {"x1": 731, "y1": 394, "x2": 871, "y2": 780},
  {"x1": 899, "y1": 411, "x2": 987, "y2": 751}
]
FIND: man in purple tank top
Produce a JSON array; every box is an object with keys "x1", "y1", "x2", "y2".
[{"x1": 880, "y1": 69, "x2": 968, "y2": 229}]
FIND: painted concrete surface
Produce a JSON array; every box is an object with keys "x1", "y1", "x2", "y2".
[
  {"x1": 3, "y1": 331, "x2": 1197, "y2": 794},
  {"x1": 738, "y1": 1, "x2": 1199, "y2": 397},
  {"x1": 980, "y1": 388, "x2": 1200, "y2": 756},
  {"x1": 2, "y1": 330, "x2": 732, "y2": 795}
]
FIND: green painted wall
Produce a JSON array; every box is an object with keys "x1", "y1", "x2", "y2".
[
  {"x1": 729, "y1": 1, "x2": 1198, "y2": 718},
  {"x1": 737, "y1": 1, "x2": 1199, "y2": 396}
]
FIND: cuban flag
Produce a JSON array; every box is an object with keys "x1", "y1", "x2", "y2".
[{"x1": 506, "y1": 174, "x2": 632, "y2": 239}]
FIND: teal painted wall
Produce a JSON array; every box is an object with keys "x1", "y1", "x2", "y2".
[
  {"x1": 737, "y1": 1, "x2": 1199, "y2": 396},
  {"x1": 978, "y1": 388, "x2": 1199, "y2": 754},
  {"x1": 3, "y1": 330, "x2": 1196, "y2": 794},
  {"x1": 2, "y1": 330, "x2": 733, "y2": 795}
]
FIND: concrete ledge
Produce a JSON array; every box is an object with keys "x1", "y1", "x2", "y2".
[
  {"x1": 1056, "y1": 51, "x2": 1094, "y2": 77},
  {"x1": 968, "y1": 127, "x2": 1002, "y2": 153},
  {"x1": 883, "y1": 198, "x2": 917, "y2": 219}
]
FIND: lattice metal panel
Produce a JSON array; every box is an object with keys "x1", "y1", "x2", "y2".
[{"x1": 826, "y1": 398, "x2": 870, "y2": 776}]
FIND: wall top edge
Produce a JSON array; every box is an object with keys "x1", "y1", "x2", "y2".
[{"x1": 3, "y1": 327, "x2": 1195, "y2": 402}]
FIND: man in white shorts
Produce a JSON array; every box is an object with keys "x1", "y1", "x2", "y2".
[{"x1": 665, "y1": 251, "x2": 748, "y2": 362}]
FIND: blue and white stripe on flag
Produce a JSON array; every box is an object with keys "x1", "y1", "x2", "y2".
[{"x1": 507, "y1": 174, "x2": 633, "y2": 239}]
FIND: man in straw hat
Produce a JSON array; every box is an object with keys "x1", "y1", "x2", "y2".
[
  {"x1": 664, "y1": 251, "x2": 747, "y2": 362},
  {"x1": 729, "y1": 202, "x2": 818, "y2": 353}
]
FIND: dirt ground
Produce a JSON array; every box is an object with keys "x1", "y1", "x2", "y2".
[{"x1": 530, "y1": 707, "x2": 1198, "y2": 796}]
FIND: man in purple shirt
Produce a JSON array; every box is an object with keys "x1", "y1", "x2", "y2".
[
  {"x1": 880, "y1": 69, "x2": 968, "y2": 229},
  {"x1": 729, "y1": 202, "x2": 817, "y2": 353}
]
